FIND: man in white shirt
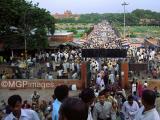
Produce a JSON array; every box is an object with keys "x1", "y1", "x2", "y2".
[
  {"x1": 132, "y1": 82, "x2": 137, "y2": 95},
  {"x1": 135, "y1": 89, "x2": 160, "y2": 120},
  {"x1": 109, "y1": 73, "x2": 115, "y2": 84},
  {"x1": 48, "y1": 73, "x2": 53, "y2": 80},
  {"x1": 46, "y1": 61, "x2": 50, "y2": 72},
  {"x1": 122, "y1": 95, "x2": 139, "y2": 120},
  {"x1": 4, "y1": 95, "x2": 39, "y2": 120},
  {"x1": 72, "y1": 72, "x2": 78, "y2": 79},
  {"x1": 57, "y1": 69, "x2": 63, "y2": 79},
  {"x1": 93, "y1": 91, "x2": 112, "y2": 120},
  {"x1": 96, "y1": 75, "x2": 102, "y2": 87}
]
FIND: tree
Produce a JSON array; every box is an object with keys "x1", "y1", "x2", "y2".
[
  {"x1": 0, "y1": 0, "x2": 55, "y2": 50},
  {"x1": 32, "y1": 27, "x2": 48, "y2": 49}
]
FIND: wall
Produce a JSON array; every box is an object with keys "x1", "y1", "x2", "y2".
[
  {"x1": 0, "y1": 63, "x2": 87, "y2": 90},
  {"x1": 121, "y1": 63, "x2": 129, "y2": 89},
  {"x1": 49, "y1": 34, "x2": 73, "y2": 43}
]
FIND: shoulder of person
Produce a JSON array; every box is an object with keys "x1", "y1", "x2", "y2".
[
  {"x1": 152, "y1": 109, "x2": 160, "y2": 118},
  {"x1": 104, "y1": 101, "x2": 112, "y2": 106},
  {"x1": 123, "y1": 101, "x2": 128, "y2": 105},
  {"x1": 22, "y1": 109, "x2": 37, "y2": 114},
  {"x1": 3, "y1": 113, "x2": 12, "y2": 120},
  {"x1": 133, "y1": 100, "x2": 139, "y2": 104}
]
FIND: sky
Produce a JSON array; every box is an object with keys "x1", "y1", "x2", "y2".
[{"x1": 28, "y1": 0, "x2": 160, "y2": 14}]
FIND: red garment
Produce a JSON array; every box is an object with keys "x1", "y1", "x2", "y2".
[
  {"x1": 152, "y1": 69, "x2": 157, "y2": 78},
  {"x1": 138, "y1": 83, "x2": 142, "y2": 97},
  {"x1": 22, "y1": 103, "x2": 31, "y2": 109}
]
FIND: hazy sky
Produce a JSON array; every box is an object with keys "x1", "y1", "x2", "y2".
[{"x1": 28, "y1": 0, "x2": 160, "y2": 14}]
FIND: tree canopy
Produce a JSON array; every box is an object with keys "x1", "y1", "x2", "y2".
[
  {"x1": 56, "y1": 9, "x2": 160, "y2": 26},
  {"x1": 0, "y1": 0, "x2": 55, "y2": 50}
]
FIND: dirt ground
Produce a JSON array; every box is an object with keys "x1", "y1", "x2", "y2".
[{"x1": 0, "y1": 89, "x2": 80, "y2": 103}]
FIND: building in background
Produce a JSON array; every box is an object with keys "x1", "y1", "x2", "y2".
[{"x1": 53, "y1": 10, "x2": 80, "y2": 20}]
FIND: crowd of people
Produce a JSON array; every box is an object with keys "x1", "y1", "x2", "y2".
[
  {"x1": 128, "y1": 46, "x2": 160, "y2": 79},
  {"x1": 85, "y1": 20, "x2": 121, "y2": 49},
  {"x1": 0, "y1": 20, "x2": 160, "y2": 120},
  {"x1": 0, "y1": 20, "x2": 159, "y2": 81},
  {"x1": 0, "y1": 48, "x2": 82, "y2": 80},
  {"x1": 0, "y1": 84, "x2": 160, "y2": 120},
  {"x1": 0, "y1": 20, "x2": 122, "y2": 81}
]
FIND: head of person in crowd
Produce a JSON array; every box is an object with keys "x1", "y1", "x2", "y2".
[
  {"x1": 144, "y1": 81, "x2": 148, "y2": 88},
  {"x1": 34, "y1": 91, "x2": 37, "y2": 95},
  {"x1": 79, "y1": 88, "x2": 95, "y2": 107},
  {"x1": 7, "y1": 95, "x2": 22, "y2": 118},
  {"x1": 59, "y1": 97, "x2": 88, "y2": 120},
  {"x1": 54, "y1": 85, "x2": 69, "y2": 102},
  {"x1": 103, "y1": 88, "x2": 110, "y2": 98},
  {"x1": 127, "y1": 95, "x2": 134, "y2": 106},
  {"x1": 132, "y1": 77, "x2": 135, "y2": 84},
  {"x1": 110, "y1": 91, "x2": 115, "y2": 97},
  {"x1": 22, "y1": 100, "x2": 31, "y2": 109},
  {"x1": 98, "y1": 91, "x2": 106, "y2": 105},
  {"x1": 141, "y1": 89, "x2": 156, "y2": 110}
]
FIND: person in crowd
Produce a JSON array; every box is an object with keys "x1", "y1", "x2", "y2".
[
  {"x1": 72, "y1": 71, "x2": 78, "y2": 79},
  {"x1": 131, "y1": 81, "x2": 137, "y2": 95},
  {"x1": 122, "y1": 89, "x2": 127, "y2": 99},
  {"x1": 93, "y1": 91, "x2": 112, "y2": 120},
  {"x1": 48, "y1": 73, "x2": 54, "y2": 80},
  {"x1": 154, "y1": 86, "x2": 160, "y2": 97},
  {"x1": 103, "y1": 88, "x2": 114, "y2": 103},
  {"x1": 96, "y1": 75, "x2": 103, "y2": 89},
  {"x1": 122, "y1": 95, "x2": 139, "y2": 120},
  {"x1": 135, "y1": 89, "x2": 160, "y2": 120},
  {"x1": 109, "y1": 92, "x2": 118, "y2": 120},
  {"x1": 133, "y1": 91, "x2": 141, "y2": 107},
  {"x1": 116, "y1": 93, "x2": 126, "y2": 120},
  {"x1": 59, "y1": 97, "x2": 88, "y2": 120},
  {"x1": 57, "y1": 68, "x2": 64, "y2": 79},
  {"x1": 144, "y1": 81, "x2": 148, "y2": 88},
  {"x1": 32, "y1": 91, "x2": 40, "y2": 106},
  {"x1": 22, "y1": 100, "x2": 31, "y2": 109},
  {"x1": 4, "y1": 95, "x2": 40, "y2": 120},
  {"x1": 0, "y1": 100, "x2": 7, "y2": 119},
  {"x1": 79, "y1": 88, "x2": 95, "y2": 120},
  {"x1": 36, "y1": 105, "x2": 45, "y2": 120},
  {"x1": 137, "y1": 81, "x2": 143, "y2": 97},
  {"x1": 52, "y1": 85, "x2": 69, "y2": 120}
]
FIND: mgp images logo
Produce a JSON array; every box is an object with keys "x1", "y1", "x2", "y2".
[
  {"x1": 0, "y1": 80, "x2": 55, "y2": 89},
  {"x1": 0, "y1": 80, "x2": 28, "y2": 88}
]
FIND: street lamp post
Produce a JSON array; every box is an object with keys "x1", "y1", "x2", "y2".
[
  {"x1": 24, "y1": 26, "x2": 27, "y2": 62},
  {"x1": 24, "y1": 9, "x2": 28, "y2": 62},
  {"x1": 122, "y1": 1, "x2": 128, "y2": 41}
]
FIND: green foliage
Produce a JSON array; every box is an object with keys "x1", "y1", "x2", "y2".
[
  {"x1": 84, "y1": 28, "x2": 93, "y2": 35},
  {"x1": 120, "y1": 26, "x2": 160, "y2": 38},
  {"x1": 56, "y1": 9, "x2": 160, "y2": 26},
  {"x1": 74, "y1": 32, "x2": 83, "y2": 38},
  {"x1": 67, "y1": 28, "x2": 77, "y2": 34},
  {"x1": 127, "y1": 33, "x2": 137, "y2": 38},
  {"x1": 33, "y1": 28, "x2": 48, "y2": 49},
  {"x1": 0, "y1": 0, "x2": 55, "y2": 50},
  {"x1": 57, "y1": 18, "x2": 77, "y2": 23}
]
